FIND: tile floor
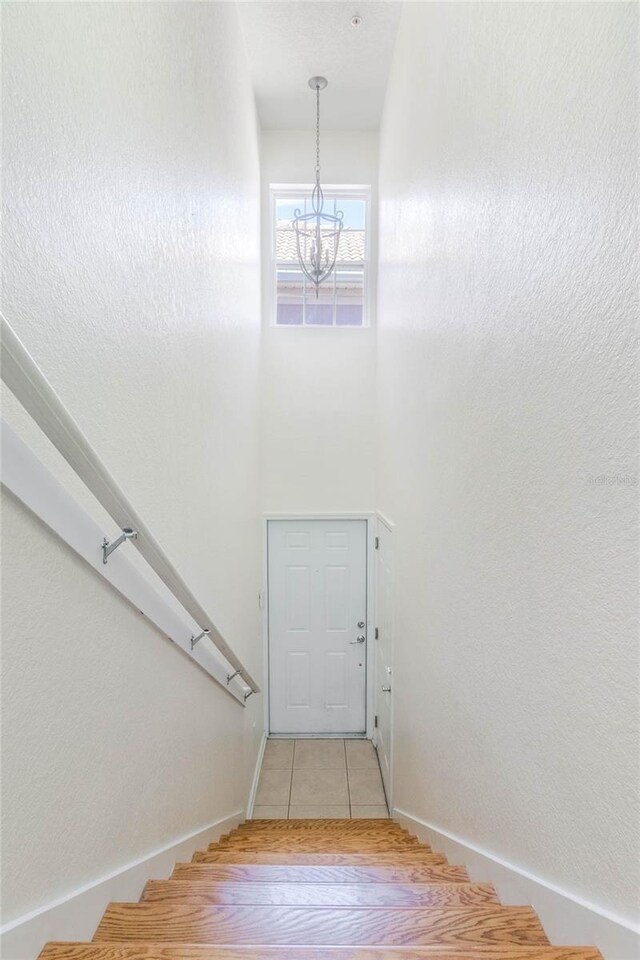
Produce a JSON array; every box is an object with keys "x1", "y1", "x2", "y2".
[{"x1": 252, "y1": 738, "x2": 389, "y2": 819}]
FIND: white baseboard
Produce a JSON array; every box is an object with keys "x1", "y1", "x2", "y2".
[
  {"x1": 0, "y1": 811, "x2": 243, "y2": 960},
  {"x1": 246, "y1": 730, "x2": 268, "y2": 818},
  {"x1": 394, "y1": 808, "x2": 640, "y2": 960}
]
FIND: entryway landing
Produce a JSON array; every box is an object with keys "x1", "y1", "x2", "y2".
[{"x1": 253, "y1": 738, "x2": 388, "y2": 819}]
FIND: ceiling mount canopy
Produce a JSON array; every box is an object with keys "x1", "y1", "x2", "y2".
[
  {"x1": 308, "y1": 75, "x2": 328, "y2": 92},
  {"x1": 292, "y1": 76, "x2": 343, "y2": 296}
]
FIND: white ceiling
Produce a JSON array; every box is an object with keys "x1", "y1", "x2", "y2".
[{"x1": 237, "y1": 2, "x2": 403, "y2": 131}]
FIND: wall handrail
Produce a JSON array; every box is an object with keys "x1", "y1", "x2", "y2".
[{"x1": 1, "y1": 315, "x2": 260, "y2": 695}]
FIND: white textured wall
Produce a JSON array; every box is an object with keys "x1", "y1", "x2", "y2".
[
  {"x1": 260, "y1": 131, "x2": 378, "y2": 513},
  {"x1": 1, "y1": 1, "x2": 262, "y2": 924},
  {"x1": 378, "y1": 1, "x2": 639, "y2": 925}
]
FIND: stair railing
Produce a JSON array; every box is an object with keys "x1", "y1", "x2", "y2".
[{"x1": 0, "y1": 314, "x2": 260, "y2": 699}]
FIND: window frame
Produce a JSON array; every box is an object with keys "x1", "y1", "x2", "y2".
[{"x1": 269, "y1": 183, "x2": 372, "y2": 329}]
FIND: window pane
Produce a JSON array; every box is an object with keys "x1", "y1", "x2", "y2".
[
  {"x1": 306, "y1": 303, "x2": 334, "y2": 325},
  {"x1": 276, "y1": 198, "x2": 305, "y2": 225},
  {"x1": 304, "y1": 275, "x2": 334, "y2": 326},
  {"x1": 335, "y1": 265, "x2": 364, "y2": 326},
  {"x1": 336, "y1": 304, "x2": 364, "y2": 326},
  {"x1": 277, "y1": 265, "x2": 304, "y2": 298},
  {"x1": 277, "y1": 303, "x2": 303, "y2": 325},
  {"x1": 336, "y1": 198, "x2": 366, "y2": 230},
  {"x1": 335, "y1": 265, "x2": 364, "y2": 298},
  {"x1": 276, "y1": 265, "x2": 304, "y2": 325},
  {"x1": 276, "y1": 227, "x2": 298, "y2": 263}
]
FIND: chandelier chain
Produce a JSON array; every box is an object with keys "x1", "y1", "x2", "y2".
[{"x1": 315, "y1": 82, "x2": 321, "y2": 184}]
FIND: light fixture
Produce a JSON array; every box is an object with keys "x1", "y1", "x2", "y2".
[{"x1": 293, "y1": 77, "x2": 343, "y2": 296}]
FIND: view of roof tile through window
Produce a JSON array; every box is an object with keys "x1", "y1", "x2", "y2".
[{"x1": 276, "y1": 225, "x2": 365, "y2": 263}]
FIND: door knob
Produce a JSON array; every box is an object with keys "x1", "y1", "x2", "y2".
[
  {"x1": 381, "y1": 685, "x2": 391, "y2": 692},
  {"x1": 350, "y1": 635, "x2": 366, "y2": 644},
  {"x1": 357, "y1": 621, "x2": 365, "y2": 628}
]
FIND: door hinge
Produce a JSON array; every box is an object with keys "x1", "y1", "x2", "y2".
[
  {"x1": 374, "y1": 715, "x2": 378, "y2": 728},
  {"x1": 374, "y1": 536, "x2": 379, "y2": 549},
  {"x1": 375, "y1": 627, "x2": 379, "y2": 639}
]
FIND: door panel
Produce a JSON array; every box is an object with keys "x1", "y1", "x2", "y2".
[
  {"x1": 269, "y1": 519, "x2": 367, "y2": 734},
  {"x1": 374, "y1": 522, "x2": 393, "y2": 800},
  {"x1": 287, "y1": 652, "x2": 310, "y2": 707},
  {"x1": 325, "y1": 566, "x2": 348, "y2": 630},
  {"x1": 287, "y1": 566, "x2": 310, "y2": 629},
  {"x1": 325, "y1": 651, "x2": 348, "y2": 706}
]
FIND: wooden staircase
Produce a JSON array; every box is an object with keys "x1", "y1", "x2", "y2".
[{"x1": 38, "y1": 818, "x2": 603, "y2": 960}]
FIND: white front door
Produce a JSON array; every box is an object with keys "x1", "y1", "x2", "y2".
[
  {"x1": 268, "y1": 519, "x2": 367, "y2": 735},
  {"x1": 374, "y1": 521, "x2": 393, "y2": 800}
]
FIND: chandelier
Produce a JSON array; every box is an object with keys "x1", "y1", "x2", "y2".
[{"x1": 293, "y1": 77, "x2": 343, "y2": 297}]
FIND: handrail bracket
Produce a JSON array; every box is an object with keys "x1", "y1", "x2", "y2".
[
  {"x1": 190, "y1": 628, "x2": 210, "y2": 650},
  {"x1": 102, "y1": 528, "x2": 138, "y2": 564}
]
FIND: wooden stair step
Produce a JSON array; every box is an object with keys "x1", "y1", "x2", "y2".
[
  {"x1": 228, "y1": 828, "x2": 416, "y2": 842},
  {"x1": 141, "y1": 880, "x2": 499, "y2": 907},
  {"x1": 192, "y1": 851, "x2": 448, "y2": 866},
  {"x1": 240, "y1": 820, "x2": 407, "y2": 831},
  {"x1": 212, "y1": 833, "x2": 428, "y2": 850},
  {"x1": 211, "y1": 838, "x2": 425, "y2": 852},
  {"x1": 38, "y1": 943, "x2": 606, "y2": 960},
  {"x1": 220, "y1": 837, "x2": 421, "y2": 850},
  {"x1": 171, "y1": 862, "x2": 470, "y2": 884},
  {"x1": 230, "y1": 824, "x2": 414, "y2": 834},
  {"x1": 93, "y1": 904, "x2": 549, "y2": 946}
]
